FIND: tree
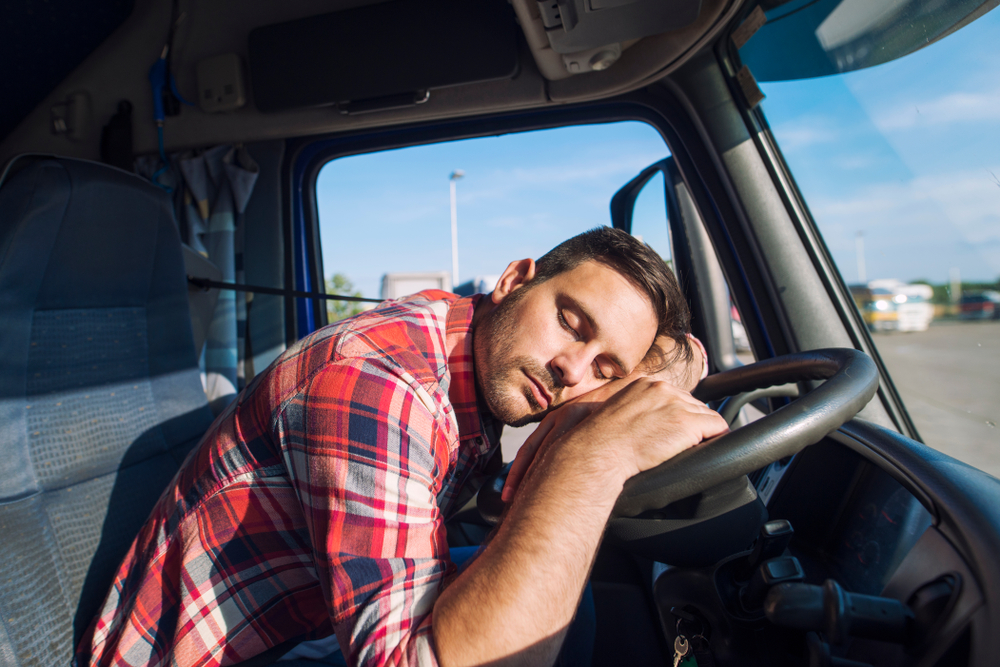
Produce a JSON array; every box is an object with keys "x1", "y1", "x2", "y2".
[{"x1": 326, "y1": 273, "x2": 366, "y2": 323}]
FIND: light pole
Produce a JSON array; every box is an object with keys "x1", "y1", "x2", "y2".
[{"x1": 449, "y1": 170, "x2": 464, "y2": 288}]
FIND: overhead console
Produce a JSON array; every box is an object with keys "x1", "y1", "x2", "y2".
[
  {"x1": 533, "y1": 0, "x2": 701, "y2": 74},
  {"x1": 511, "y1": 0, "x2": 734, "y2": 103},
  {"x1": 247, "y1": 0, "x2": 519, "y2": 115}
]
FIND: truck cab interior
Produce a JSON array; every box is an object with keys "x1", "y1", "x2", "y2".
[{"x1": 1, "y1": 1, "x2": 999, "y2": 666}]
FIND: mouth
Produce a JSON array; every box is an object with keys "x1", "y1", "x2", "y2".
[{"x1": 524, "y1": 371, "x2": 552, "y2": 410}]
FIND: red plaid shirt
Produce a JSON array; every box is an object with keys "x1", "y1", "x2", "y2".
[{"x1": 77, "y1": 292, "x2": 499, "y2": 667}]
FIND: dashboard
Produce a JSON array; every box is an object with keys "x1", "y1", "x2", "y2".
[{"x1": 769, "y1": 441, "x2": 932, "y2": 597}]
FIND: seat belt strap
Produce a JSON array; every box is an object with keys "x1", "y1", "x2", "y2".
[{"x1": 187, "y1": 276, "x2": 383, "y2": 304}]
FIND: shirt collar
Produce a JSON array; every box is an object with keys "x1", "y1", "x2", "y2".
[{"x1": 445, "y1": 294, "x2": 499, "y2": 456}]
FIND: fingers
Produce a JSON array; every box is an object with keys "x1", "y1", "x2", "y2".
[
  {"x1": 581, "y1": 377, "x2": 730, "y2": 475},
  {"x1": 637, "y1": 334, "x2": 709, "y2": 391},
  {"x1": 605, "y1": 375, "x2": 704, "y2": 409}
]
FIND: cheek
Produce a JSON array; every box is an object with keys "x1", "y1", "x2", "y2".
[{"x1": 520, "y1": 318, "x2": 565, "y2": 364}]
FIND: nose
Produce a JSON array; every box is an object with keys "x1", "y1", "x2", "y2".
[{"x1": 551, "y1": 343, "x2": 596, "y2": 390}]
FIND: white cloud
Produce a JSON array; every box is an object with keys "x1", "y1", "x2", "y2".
[
  {"x1": 871, "y1": 88, "x2": 1000, "y2": 131},
  {"x1": 768, "y1": 118, "x2": 840, "y2": 151},
  {"x1": 815, "y1": 170, "x2": 999, "y2": 229},
  {"x1": 810, "y1": 168, "x2": 1000, "y2": 280},
  {"x1": 831, "y1": 152, "x2": 881, "y2": 171}
]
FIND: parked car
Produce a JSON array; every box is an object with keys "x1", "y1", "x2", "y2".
[
  {"x1": 850, "y1": 285, "x2": 899, "y2": 332},
  {"x1": 893, "y1": 284, "x2": 935, "y2": 332},
  {"x1": 865, "y1": 280, "x2": 935, "y2": 333},
  {"x1": 960, "y1": 291, "x2": 1000, "y2": 320}
]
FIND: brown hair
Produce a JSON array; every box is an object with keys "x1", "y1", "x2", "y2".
[{"x1": 531, "y1": 226, "x2": 692, "y2": 371}]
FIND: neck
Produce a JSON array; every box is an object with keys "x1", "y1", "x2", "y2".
[{"x1": 471, "y1": 291, "x2": 496, "y2": 329}]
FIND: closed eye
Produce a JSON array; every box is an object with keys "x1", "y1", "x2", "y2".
[
  {"x1": 557, "y1": 310, "x2": 580, "y2": 339},
  {"x1": 594, "y1": 360, "x2": 623, "y2": 382}
]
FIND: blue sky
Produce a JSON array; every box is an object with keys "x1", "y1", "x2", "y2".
[
  {"x1": 317, "y1": 7, "x2": 1000, "y2": 297},
  {"x1": 758, "y1": 7, "x2": 1000, "y2": 285}
]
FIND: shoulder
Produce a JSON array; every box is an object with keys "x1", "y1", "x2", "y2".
[
  {"x1": 334, "y1": 290, "x2": 456, "y2": 357},
  {"x1": 255, "y1": 291, "x2": 459, "y2": 412},
  {"x1": 330, "y1": 290, "x2": 457, "y2": 380}
]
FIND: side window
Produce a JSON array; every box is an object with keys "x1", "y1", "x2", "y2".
[
  {"x1": 629, "y1": 171, "x2": 672, "y2": 262},
  {"x1": 315, "y1": 121, "x2": 672, "y2": 459},
  {"x1": 317, "y1": 122, "x2": 667, "y2": 307}
]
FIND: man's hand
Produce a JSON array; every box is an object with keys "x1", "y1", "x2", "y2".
[
  {"x1": 501, "y1": 378, "x2": 624, "y2": 502},
  {"x1": 578, "y1": 376, "x2": 728, "y2": 479},
  {"x1": 639, "y1": 333, "x2": 708, "y2": 392},
  {"x1": 501, "y1": 334, "x2": 712, "y2": 502}
]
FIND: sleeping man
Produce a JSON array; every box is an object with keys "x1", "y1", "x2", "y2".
[{"x1": 77, "y1": 226, "x2": 725, "y2": 667}]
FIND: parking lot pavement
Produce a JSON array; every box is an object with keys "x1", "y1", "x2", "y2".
[{"x1": 873, "y1": 320, "x2": 1000, "y2": 478}]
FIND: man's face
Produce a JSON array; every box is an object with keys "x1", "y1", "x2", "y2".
[{"x1": 474, "y1": 259, "x2": 658, "y2": 427}]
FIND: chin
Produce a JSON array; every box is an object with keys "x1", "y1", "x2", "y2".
[
  {"x1": 503, "y1": 410, "x2": 546, "y2": 429},
  {"x1": 484, "y1": 387, "x2": 546, "y2": 428}
]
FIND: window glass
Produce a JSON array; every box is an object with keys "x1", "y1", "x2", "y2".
[
  {"x1": 629, "y1": 172, "x2": 754, "y2": 368},
  {"x1": 629, "y1": 170, "x2": 672, "y2": 264},
  {"x1": 748, "y1": 8, "x2": 1000, "y2": 475},
  {"x1": 316, "y1": 121, "x2": 671, "y2": 459}
]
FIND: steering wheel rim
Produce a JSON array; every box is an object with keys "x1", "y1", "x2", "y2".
[{"x1": 613, "y1": 347, "x2": 879, "y2": 517}]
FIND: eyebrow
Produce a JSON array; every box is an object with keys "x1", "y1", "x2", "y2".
[{"x1": 560, "y1": 293, "x2": 632, "y2": 377}]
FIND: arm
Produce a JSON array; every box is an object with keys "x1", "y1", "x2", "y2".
[
  {"x1": 433, "y1": 378, "x2": 728, "y2": 666},
  {"x1": 502, "y1": 333, "x2": 709, "y2": 502}
]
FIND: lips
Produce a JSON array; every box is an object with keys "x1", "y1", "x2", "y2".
[{"x1": 525, "y1": 371, "x2": 552, "y2": 410}]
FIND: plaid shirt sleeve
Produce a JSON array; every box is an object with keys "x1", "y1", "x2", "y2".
[{"x1": 278, "y1": 355, "x2": 455, "y2": 667}]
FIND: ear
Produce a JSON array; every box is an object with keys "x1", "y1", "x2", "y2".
[{"x1": 491, "y1": 258, "x2": 536, "y2": 304}]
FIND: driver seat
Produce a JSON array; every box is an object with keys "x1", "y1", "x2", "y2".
[{"x1": 0, "y1": 156, "x2": 215, "y2": 665}]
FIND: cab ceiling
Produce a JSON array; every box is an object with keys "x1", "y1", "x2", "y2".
[{"x1": 0, "y1": 0, "x2": 739, "y2": 167}]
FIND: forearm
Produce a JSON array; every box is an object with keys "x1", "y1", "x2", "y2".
[{"x1": 433, "y1": 421, "x2": 630, "y2": 667}]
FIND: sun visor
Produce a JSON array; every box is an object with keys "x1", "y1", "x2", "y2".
[{"x1": 248, "y1": 0, "x2": 519, "y2": 114}]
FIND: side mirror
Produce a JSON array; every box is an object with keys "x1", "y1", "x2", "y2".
[{"x1": 609, "y1": 158, "x2": 670, "y2": 234}]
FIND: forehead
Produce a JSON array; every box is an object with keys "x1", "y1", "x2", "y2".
[{"x1": 543, "y1": 260, "x2": 658, "y2": 366}]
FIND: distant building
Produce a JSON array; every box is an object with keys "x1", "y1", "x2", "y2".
[{"x1": 380, "y1": 271, "x2": 452, "y2": 299}]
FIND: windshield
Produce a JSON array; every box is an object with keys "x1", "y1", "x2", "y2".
[{"x1": 741, "y1": 5, "x2": 1000, "y2": 475}]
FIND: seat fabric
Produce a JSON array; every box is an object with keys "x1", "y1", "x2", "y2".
[{"x1": 0, "y1": 157, "x2": 214, "y2": 666}]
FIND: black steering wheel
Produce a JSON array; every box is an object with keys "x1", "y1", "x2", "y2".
[{"x1": 479, "y1": 348, "x2": 879, "y2": 528}]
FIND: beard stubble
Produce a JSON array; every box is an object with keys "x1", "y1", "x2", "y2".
[{"x1": 474, "y1": 288, "x2": 563, "y2": 427}]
